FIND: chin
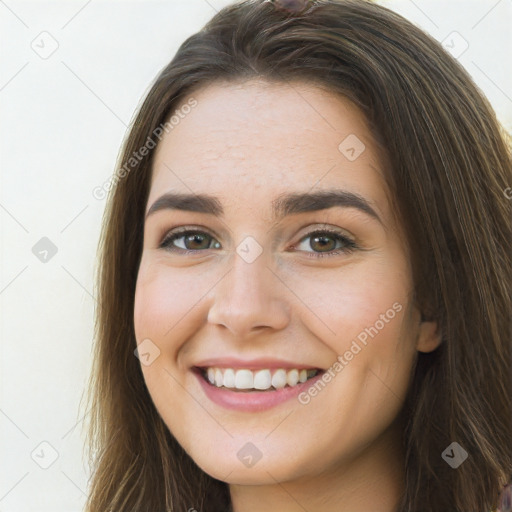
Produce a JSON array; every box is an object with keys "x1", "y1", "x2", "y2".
[{"x1": 188, "y1": 441, "x2": 315, "y2": 486}]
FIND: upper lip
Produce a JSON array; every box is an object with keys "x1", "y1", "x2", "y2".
[{"x1": 193, "y1": 357, "x2": 324, "y2": 371}]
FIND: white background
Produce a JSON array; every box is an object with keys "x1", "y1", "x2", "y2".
[{"x1": 1, "y1": 0, "x2": 511, "y2": 510}]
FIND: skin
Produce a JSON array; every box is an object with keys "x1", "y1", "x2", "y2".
[{"x1": 133, "y1": 79, "x2": 442, "y2": 512}]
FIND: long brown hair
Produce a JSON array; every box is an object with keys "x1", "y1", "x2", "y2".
[{"x1": 82, "y1": 1, "x2": 512, "y2": 510}]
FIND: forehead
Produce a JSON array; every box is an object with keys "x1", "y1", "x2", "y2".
[{"x1": 148, "y1": 79, "x2": 390, "y2": 219}]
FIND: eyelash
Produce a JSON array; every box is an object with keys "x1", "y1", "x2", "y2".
[{"x1": 158, "y1": 226, "x2": 359, "y2": 259}]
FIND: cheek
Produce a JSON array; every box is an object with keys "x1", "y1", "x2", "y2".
[
  {"x1": 133, "y1": 257, "x2": 207, "y2": 348},
  {"x1": 281, "y1": 253, "x2": 413, "y2": 350},
  {"x1": 133, "y1": 259, "x2": 205, "y2": 418},
  {"x1": 283, "y1": 255, "x2": 417, "y2": 411}
]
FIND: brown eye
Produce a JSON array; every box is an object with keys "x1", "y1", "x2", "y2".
[
  {"x1": 294, "y1": 230, "x2": 358, "y2": 259},
  {"x1": 160, "y1": 229, "x2": 220, "y2": 252}
]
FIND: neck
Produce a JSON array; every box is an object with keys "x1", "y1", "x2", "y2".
[{"x1": 229, "y1": 416, "x2": 405, "y2": 512}]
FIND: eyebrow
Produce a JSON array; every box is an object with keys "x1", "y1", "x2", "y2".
[{"x1": 145, "y1": 189, "x2": 382, "y2": 224}]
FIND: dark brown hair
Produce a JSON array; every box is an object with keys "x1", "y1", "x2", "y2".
[{"x1": 83, "y1": 1, "x2": 512, "y2": 510}]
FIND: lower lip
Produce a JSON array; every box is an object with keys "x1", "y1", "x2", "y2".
[{"x1": 193, "y1": 369, "x2": 325, "y2": 412}]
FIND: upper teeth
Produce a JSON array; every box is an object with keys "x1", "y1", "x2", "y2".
[{"x1": 204, "y1": 367, "x2": 318, "y2": 390}]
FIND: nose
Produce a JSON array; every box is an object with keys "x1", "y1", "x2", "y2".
[{"x1": 206, "y1": 246, "x2": 290, "y2": 338}]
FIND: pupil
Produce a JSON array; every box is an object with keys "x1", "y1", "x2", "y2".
[
  {"x1": 313, "y1": 235, "x2": 334, "y2": 252},
  {"x1": 187, "y1": 234, "x2": 208, "y2": 249}
]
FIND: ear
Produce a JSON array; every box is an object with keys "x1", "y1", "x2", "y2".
[{"x1": 416, "y1": 315, "x2": 442, "y2": 353}]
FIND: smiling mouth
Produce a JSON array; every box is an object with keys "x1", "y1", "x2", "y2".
[{"x1": 195, "y1": 366, "x2": 324, "y2": 392}]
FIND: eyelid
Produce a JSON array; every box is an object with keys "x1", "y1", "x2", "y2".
[
  {"x1": 294, "y1": 222, "x2": 355, "y2": 241},
  {"x1": 158, "y1": 224, "x2": 218, "y2": 243}
]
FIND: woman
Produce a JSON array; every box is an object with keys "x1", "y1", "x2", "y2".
[{"x1": 83, "y1": 0, "x2": 512, "y2": 510}]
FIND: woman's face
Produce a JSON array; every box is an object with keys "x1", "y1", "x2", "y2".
[{"x1": 133, "y1": 79, "x2": 440, "y2": 486}]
